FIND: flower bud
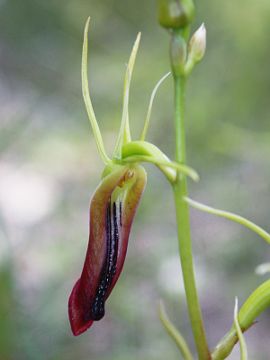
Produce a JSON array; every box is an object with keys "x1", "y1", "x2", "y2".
[
  {"x1": 184, "y1": 24, "x2": 206, "y2": 75},
  {"x1": 170, "y1": 34, "x2": 187, "y2": 77},
  {"x1": 158, "y1": 0, "x2": 195, "y2": 29},
  {"x1": 188, "y1": 23, "x2": 206, "y2": 63}
]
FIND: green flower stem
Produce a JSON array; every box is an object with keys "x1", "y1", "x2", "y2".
[{"x1": 172, "y1": 75, "x2": 210, "y2": 359}]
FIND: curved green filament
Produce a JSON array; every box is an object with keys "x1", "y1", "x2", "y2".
[
  {"x1": 159, "y1": 301, "x2": 193, "y2": 360},
  {"x1": 184, "y1": 197, "x2": 270, "y2": 245},
  {"x1": 114, "y1": 33, "x2": 141, "y2": 159},
  {"x1": 234, "y1": 298, "x2": 248, "y2": 360},
  {"x1": 82, "y1": 17, "x2": 110, "y2": 164},
  {"x1": 140, "y1": 72, "x2": 171, "y2": 141}
]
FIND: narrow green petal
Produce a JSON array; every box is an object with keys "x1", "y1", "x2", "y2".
[
  {"x1": 121, "y1": 140, "x2": 199, "y2": 182},
  {"x1": 234, "y1": 298, "x2": 248, "y2": 360},
  {"x1": 114, "y1": 33, "x2": 141, "y2": 158},
  {"x1": 184, "y1": 197, "x2": 270, "y2": 245},
  {"x1": 82, "y1": 17, "x2": 110, "y2": 164},
  {"x1": 140, "y1": 72, "x2": 171, "y2": 141},
  {"x1": 121, "y1": 154, "x2": 199, "y2": 182},
  {"x1": 158, "y1": 301, "x2": 193, "y2": 360}
]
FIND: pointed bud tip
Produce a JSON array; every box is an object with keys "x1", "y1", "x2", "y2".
[
  {"x1": 189, "y1": 23, "x2": 207, "y2": 63},
  {"x1": 196, "y1": 23, "x2": 206, "y2": 44}
]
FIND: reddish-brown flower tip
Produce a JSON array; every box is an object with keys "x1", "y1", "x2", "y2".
[{"x1": 68, "y1": 165, "x2": 146, "y2": 336}]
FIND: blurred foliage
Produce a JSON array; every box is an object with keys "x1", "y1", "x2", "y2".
[{"x1": 0, "y1": 0, "x2": 270, "y2": 359}]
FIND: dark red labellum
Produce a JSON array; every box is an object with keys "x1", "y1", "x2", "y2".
[{"x1": 68, "y1": 165, "x2": 146, "y2": 336}]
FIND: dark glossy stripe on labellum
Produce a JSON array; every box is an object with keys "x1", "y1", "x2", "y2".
[
  {"x1": 68, "y1": 165, "x2": 147, "y2": 336},
  {"x1": 91, "y1": 201, "x2": 121, "y2": 320}
]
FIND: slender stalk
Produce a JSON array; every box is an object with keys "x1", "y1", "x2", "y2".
[{"x1": 172, "y1": 75, "x2": 210, "y2": 359}]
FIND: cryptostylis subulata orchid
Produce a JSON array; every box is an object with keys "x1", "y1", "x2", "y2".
[{"x1": 68, "y1": 17, "x2": 198, "y2": 336}]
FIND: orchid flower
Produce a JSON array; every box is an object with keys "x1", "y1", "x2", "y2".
[{"x1": 68, "y1": 17, "x2": 198, "y2": 336}]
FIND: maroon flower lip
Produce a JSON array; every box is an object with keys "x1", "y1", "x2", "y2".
[{"x1": 68, "y1": 165, "x2": 146, "y2": 336}]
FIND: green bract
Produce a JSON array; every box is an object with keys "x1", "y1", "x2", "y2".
[{"x1": 212, "y1": 280, "x2": 270, "y2": 359}]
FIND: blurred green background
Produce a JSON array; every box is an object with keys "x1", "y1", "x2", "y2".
[{"x1": 1, "y1": 0, "x2": 270, "y2": 359}]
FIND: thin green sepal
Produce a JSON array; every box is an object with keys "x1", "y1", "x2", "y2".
[
  {"x1": 82, "y1": 17, "x2": 110, "y2": 164},
  {"x1": 113, "y1": 33, "x2": 141, "y2": 159}
]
